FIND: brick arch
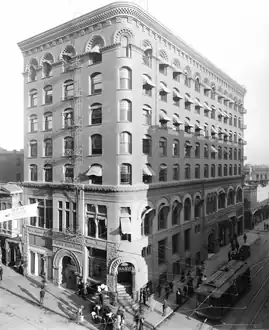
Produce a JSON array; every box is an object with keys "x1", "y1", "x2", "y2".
[
  {"x1": 217, "y1": 187, "x2": 226, "y2": 195},
  {"x1": 193, "y1": 192, "x2": 203, "y2": 200},
  {"x1": 53, "y1": 248, "x2": 81, "y2": 273},
  {"x1": 85, "y1": 35, "x2": 106, "y2": 52},
  {"x1": 108, "y1": 256, "x2": 138, "y2": 276},
  {"x1": 113, "y1": 28, "x2": 134, "y2": 44},
  {"x1": 142, "y1": 39, "x2": 153, "y2": 50},
  {"x1": 235, "y1": 185, "x2": 242, "y2": 193},
  {"x1": 25, "y1": 58, "x2": 38, "y2": 72},
  {"x1": 182, "y1": 193, "x2": 193, "y2": 205},
  {"x1": 156, "y1": 197, "x2": 170, "y2": 211},
  {"x1": 137, "y1": 200, "x2": 156, "y2": 221},
  {"x1": 170, "y1": 195, "x2": 182, "y2": 207}
]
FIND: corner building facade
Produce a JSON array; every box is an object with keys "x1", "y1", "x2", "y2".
[{"x1": 18, "y1": 2, "x2": 246, "y2": 297}]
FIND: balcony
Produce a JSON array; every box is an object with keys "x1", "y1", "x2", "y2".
[
  {"x1": 240, "y1": 108, "x2": 247, "y2": 114},
  {"x1": 243, "y1": 124, "x2": 247, "y2": 130}
]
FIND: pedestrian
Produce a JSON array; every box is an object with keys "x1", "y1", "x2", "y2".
[
  {"x1": 180, "y1": 270, "x2": 185, "y2": 282},
  {"x1": 76, "y1": 305, "x2": 84, "y2": 324},
  {"x1": 243, "y1": 233, "x2": 247, "y2": 244},
  {"x1": 134, "y1": 310, "x2": 141, "y2": 329},
  {"x1": 142, "y1": 288, "x2": 147, "y2": 305},
  {"x1": 165, "y1": 286, "x2": 169, "y2": 300},
  {"x1": 162, "y1": 299, "x2": 167, "y2": 316},
  {"x1": 139, "y1": 316, "x2": 145, "y2": 330},
  {"x1": 176, "y1": 288, "x2": 182, "y2": 305},
  {"x1": 169, "y1": 281, "x2": 173, "y2": 294},
  {"x1": 183, "y1": 284, "x2": 187, "y2": 298},
  {"x1": 40, "y1": 288, "x2": 45, "y2": 306},
  {"x1": 139, "y1": 288, "x2": 143, "y2": 303},
  {"x1": 0, "y1": 266, "x2": 3, "y2": 281}
]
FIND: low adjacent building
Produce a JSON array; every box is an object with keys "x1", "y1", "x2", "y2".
[{"x1": 0, "y1": 148, "x2": 24, "y2": 183}]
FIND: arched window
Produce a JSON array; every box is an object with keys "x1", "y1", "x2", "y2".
[
  {"x1": 185, "y1": 164, "x2": 191, "y2": 180},
  {"x1": 234, "y1": 148, "x2": 237, "y2": 160},
  {"x1": 238, "y1": 149, "x2": 242, "y2": 161},
  {"x1": 142, "y1": 135, "x2": 152, "y2": 155},
  {"x1": 64, "y1": 137, "x2": 74, "y2": 156},
  {"x1": 29, "y1": 140, "x2": 38, "y2": 158},
  {"x1": 212, "y1": 193, "x2": 217, "y2": 212},
  {"x1": 64, "y1": 164, "x2": 74, "y2": 182},
  {"x1": 173, "y1": 164, "x2": 179, "y2": 180},
  {"x1": 218, "y1": 164, "x2": 222, "y2": 177},
  {"x1": 143, "y1": 45, "x2": 152, "y2": 67},
  {"x1": 227, "y1": 189, "x2": 235, "y2": 206},
  {"x1": 159, "y1": 50, "x2": 169, "y2": 75},
  {"x1": 87, "y1": 36, "x2": 104, "y2": 64},
  {"x1": 204, "y1": 164, "x2": 209, "y2": 178},
  {"x1": 120, "y1": 163, "x2": 132, "y2": 184},
  {"x1": 185, "y1": 93, "x2": 194, "y2": 110},
  {"x1": 27, "y1": 58, "x2": 38, "y2": 82},
  {"x1": 229, "y1": 148, "x2": 233, "y2": 160},
  {"x1": 229, "y1": 164, "x2": 233, "y2": 176},
  {"x1": 143, "y1": 163, "x2": 154, "y2": 184},
  {"x1": 43, "y1": 112, "x2": 52, "y2": 131},
  {"x1": 41, "y1": 53, "x2": 54, "y2": 78},
  {"x1": 119, "y1": 67, "x2": 132, "y2": 89},
  {"x1": 211, "y1": 164, "x2": 216, "y2": 177},
  {"x1": 121, "y1": 36, "x2": 131, "y2": 57},
  {"x1": 224, "y1": 164, "x2": 228, "y2": 176},
  {"x1": 119, "y1": 99, "x2": 132, "y2": 122},
  {"x1": 159, "y1": 137, "x2": 167, "y2": 156},
  {"x1": 224, "y1": 147, "x2": 228, "y2": 160},
  {"x1": 63, "y1": 80, "x2": 74, "y2": 99},
  {"x1": 236, "y1": 188, "x2": 243, "y2": 203},
  {"x1": 87, "y1": 164, "x2": 103, "y2": 185},
  {"x1": 159, "y1": 164, "x2": 167, "y2": 182},
  {"x1": 172, "y1": 113, "x2": 182, "y2": 131},
  {"x1": 142, "y1": 104, "x2": 152, "y2": 125},
  {"x1": 184, "y1": 198, "x2": 191, "y2": 221},
  {"x1": 44, "y1": 85, "x2": 52, "y2": 104},
  {"x1": 158, "y1": 203, "x2": 169, "y2": 230},
  {"x1": 90, "y1": 103, "x2": 102, "y2": 125},
  {"x1": 91, "y1": 134, "x2": 102, "y2": 155},
  {"x1": 29, "y1": 114, "x2": 38, "y2": 133},
  {"x1": 29, "y1": 89, "x2": 38, "y2": 107},
  {"x1": 234, "y1": 165, "x2": 237, "y2": 175},
  {"x1": 63, "y1": 108, "x2": 74, "y2": 128},
  {"x1": 159, "y1": 110, "x2": 170, "y2": 128},
  {"x1": 185, "y1": 141, "x2": 192, "y2": 157},
  {"x1": 195, "y1": 143, "x2": 200, "y2": 158},
  {"x1": 29, "y1": 164, "x2": 38, "y2": 181},
  {"x1": 60, "y1": 45, "x2": 76, "y2": 64},
  {"x1": 119, "y1": 132, "x2": 132, "y2": 154},
  {"x1": 172, "y1": 59, "x2": 182, "y2": 82},
  {"x1": 194, "y1": 196, "x2": 202, "y2": 218},
  {"x1": 172, "y1": 139, "x2": 179, "y2": 157},
  {"x1": 194, "y1": 77, "x2": 200, "y2": 92},
  {"x1": 44, "y1": 139, "x2": 52, "y2": 157},
  {"x1": 142, "y1": 74, "x2": 155, "y2": 97},
  {"x1": 172, "y1": 201, "x2": 182, "y2": 225},
  {"x1": 173, "y1": 87, "x2": 182, "y2": 107},
  {"x1": 234, "y1": 132, "x2": 237, "y2": 143},
  {"x1": 159, "y1": 82, "x2": 169, "y2": 102},
  {"x1": 195, "y1": 164, "x2": 200, "y2": 179},
  {"x1": 90, "y1": 73, "x2": 102, "y2": 95},
  {"x1": 204, "y1": 144, "x2": 209, "y2": 158},
  {"x1": 184, "y1": 70, "x2": 190, "y2": 87},
  {"x1": 218, "y1": 191, "x2": 226, "y2": 209},
  {"x1": 234, "y1": 115, "x2": 237, "y2": 127},
  {"x1": 239, "y1": 164, "x2": 242, "y2": 175},
  {"x1": 141, "y1": 207, "x2": 155, "y2": 235},
  {"x1": 218, "y1": 146, "x2": 222, "y2": 159},
  {"x1": 44, "y1": 164, "x2": 53, "y2": 182}
]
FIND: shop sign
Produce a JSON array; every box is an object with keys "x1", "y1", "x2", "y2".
[
  {"x1": 84, "y1": 237, "x2": 107, "y2": 250},
  {"x1": 0, "y1": 203, "x2": 38, "y2": 223},
  {"x1": 27, "y1": 227, "x2": 51, "y2": 237},
  {"x1": 53, "y1": 240, "x2": 82, "y2": 252},
  {"x1": 118, "y1": 262, "x2": 133, "y2": 273}
]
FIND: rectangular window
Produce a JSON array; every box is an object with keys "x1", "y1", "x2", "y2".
[
  {"x1": 73, "y1": 203, "x2": 77, "y2": 233},
  {"x1": 158, "y1": 239, "x2": 167, "y2": 265},
  {"x1": 173, "y1": 261, "x2": 181, "y2": 277},
  {"x1": 184, "y1": 229, "x2": 191, "y2": 251},
  {"x1": 58, "y1": 201, "x2": 63, "y2": 232},
  {"x1": 45, "y1": 200, "x2": 53, "y2": 229},
  {"x1": 172, "y1": 233, "x2": 179, "y2": 254}
]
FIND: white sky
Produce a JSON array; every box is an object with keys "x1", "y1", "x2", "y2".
[{"x1": 2, "y1": 0, "x2": 269, "y2": 163}]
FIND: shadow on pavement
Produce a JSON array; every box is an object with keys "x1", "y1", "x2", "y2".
[
  {"x1": 18, "y1": 284, "x2": 39, "y2": 303},
  {"x1": 57, "y1": 301, "x2": 74, "y2": 319}
]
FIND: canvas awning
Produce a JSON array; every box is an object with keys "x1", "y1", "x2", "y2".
[
  {"x1": 86, "y1": 165, "x2": 102, "y2": 177},
  {"x1": 173, "y1": 115, "x2": 183, "y2": 126},
  {"x1": 142, "y1": 164, "x2": 156, "y2": 176},
  {"x1": 89, "y1": 45, "x2": 100, "y2": 53},
  {"x1": 218, "y1": 109, "x2": 224, "y2": 117},
  {"x1": 159, "y1": 58, "x2": 169, "y2": 66},
  {"x1": 185, "y1": 94, "x2": 194, "y2": 104},
  {"x1": 204, "y1": 103, "x2": 212, "y2": 111},
  {"x1": 185, "y1": 118, "x2": 194, "y2": 128},
  {"x1": 142, "y1": 74, "x2": 155, "y2": 87},
  {"x1": 203, "y1": 84, "x2": 212, "y2": 91},
  {"x1": 195, "y1": 99, "x2": 203, "y2": 108},
  {"x1": 120, "y1": 217, "x2": 132, "y2": 234},
  {"x1": 160, "y1": 82, "x2": 170, "y2": 94},
  {"x1": 159, "y1": 111, "x2": 171, "y2": 122},
  {"x1": 210, "y1": 146, "x2": 218, "y2": 153},
  {"x1": 211, "y1": 127, "x2": 218, "y2": 134},
  {"x1": 173, "y1": 89, "x2": 183, "y2": 99},
  {"x1": 172, "y1": 65, "x2": 182, "y2": 74}
]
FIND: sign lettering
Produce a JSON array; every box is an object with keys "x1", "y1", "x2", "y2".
[
  {"x1": 0, "y1": 203, "x2": 38, "y2": 223},
  {"x1": 84, "y1": 237, "x2": 107, "y2": 250},
  {"x1": 53, "y1": 240, "x2": 82, "y2": 251},
  {"x1": 118, "y1": 266, "x2": 133, "y2": 272}
]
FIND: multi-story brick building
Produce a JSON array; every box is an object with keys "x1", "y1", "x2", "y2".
[
  {"x1": 0, "y1": 148, "x2": 24, "y2": 183},
  {"x1": 18, "y1": 2, "x2": 246, "y2": 296},
  {"x1": 244, "y1": 164, "x2": 269, "y2": 183}
]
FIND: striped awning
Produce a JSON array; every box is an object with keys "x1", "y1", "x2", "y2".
[
  {"x1": 172, "y1": 65, "x2": 182, "y2": 74},
  {"x1": 173, "y1": 89, "x2": 183, "y2": 99},
  {"x1": 159, "y1": 111, "x2": 171, "y2": 122},
  {"x1": 195, "y1": 99, "x2": 203, "y2": 108},
  {"x1": 143, "y1": 164, "x2": 156, "y2": 176},
  {"x1": 185, "y1": 94, "x2": 194, "y2": 104},
  {"x1": 211, "y1": 146, "x2": 218, "y2": 153},
  {"x1": 142, "y1": 74, "x2": 155, "y2": 87},
  {"x1": 160, "y1": 82, "x2": 170, "y2": 94},
  {"x1": 204, "y1": 103, "x2": 212, "y2": 111},
  {"x1": 172, "y1": 114, "x2": 183, "y2": 126}
]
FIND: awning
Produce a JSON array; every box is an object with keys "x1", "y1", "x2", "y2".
[
  {"x1": 159, "y1": 111, "x2": 171, "y2": 122},
  {"x1": 173, "y1": 89, "x2": 183, "y2": 99},
  {"x1": 62, "y1": 52, "x2": 73, "y2": 58},
  {"x1": 89, "y1": 45, "x2": 100, "y2": 53},
  {"x1": 195, "y1": 99, "x2": 203, "y2": 108},
  {"x1": 42, "y1": 59, "x2": 53, "y2": 65},
  {"x1": 217, "y1": 93, "x2": 224, "y2": 99},
  {"x1": 160, "y1": 164, "x2": 167, "y2": 170},
  {"x1": 211, "y1": 127, "x2": 218, "y2": 134},
  {"x1": 223, "y1": 130, "x2": 228, "y2": 136},
  {"x1": 160, "y1": 82, "x2": 170, "y2": 94},
  {"x1": 223, "y1": 111, "x2": 229, "y2": 118},
  {"x1": 229, "y1": 99, "x2": 235, "y2": 104},
  {"x1": 218, "y1": 109, "x2": 224, "y2": 117},
  {"x1": 238, "y1": 133, "x2": 243, "y2": 139},
  {"x1": 185, "y1": 141, "x2": 192, "y2": 147},
  {"x1": 144, "y1": 46, "x2": 152, "y2": 52},
  {"x1": 204, "y1": 103, "x2": 212, "y2": 111},
  {"x1": 185, "y1": 94, "x2": 194, "y2": 104},
  {"x1": 86, "y1": 165, "x2": 102, "y2": 177},
  {"x1": 143, "y1": 104, "x2": 152, "y2": 111},
  {"x1": 120, "y1": 217, "x2": 132, "y2": 234},
  {"x1": 218, "y1": 128, "x2": 224, "y2": 135},
  {"x1": 185, "y1": 118, "x2": 194, "y2": 128},
  {"x1": 143, "y1": 164, "x2": 156, "y2": 176},
  {"x1": 211, "y1": 146, "x2": 218, "y2": 153},
  {"x1": 142, "y1": 75, "x2": 155, "y2": 87},
  {"x1": 172, "y1": 114, "x2": 183, "y2": 126},
  {"x1": 195, "y1": 124, "x2": 203, "y2": 131},
  {"x1": 159, "y1": 58, "x2": 169, "y2": 66},
  {"x1": 203, "y1": 84, "x2": 212, "y2": 91},
  {"x1": 172, "y1": 65, "x2": 182, "y2": 74}
]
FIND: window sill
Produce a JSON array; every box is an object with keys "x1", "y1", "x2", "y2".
[
  {"x1": 88, "y1": 62, "x2": 102, "y2": 67},
  {"x1": 117, "y1": 88, "x2": 132, "y2": 92},
  {"x1": 117, "y1": 121, "x2": 132, "y2": 124},
  {"x1": 42, "y1": 130, "x2": 52, "y2": 133},
  {"x1": 87, "y1": 154, "x2": 103, "y2": 157},
  {"x1": 87, "y1": 92, "x2": 102, "y2": 97},
  {"x1": 27, "y1": 106, "x2": 38, "y2": 109},
  {"x1": 41, "y1": 156, "x2": 52, "y2": 159},
  {"x1": 28, "y1": 131, "x2": 38, "y2": 134}
]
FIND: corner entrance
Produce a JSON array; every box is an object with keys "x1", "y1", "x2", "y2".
[
  {"x1": 61, "y1": 256, "x2": 77, "y2": 290},
  {"x1": 117, "y1": 262, "x2": 134, "y2": 296}
]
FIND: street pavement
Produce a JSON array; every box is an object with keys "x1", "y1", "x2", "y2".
[{"x1": 0, "y1": 289, "x2": 86, "y2": 330}]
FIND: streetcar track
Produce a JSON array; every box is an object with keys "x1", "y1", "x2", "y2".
[{"x1": 248, "y1": 291, "x2": 269, "y2": 329}]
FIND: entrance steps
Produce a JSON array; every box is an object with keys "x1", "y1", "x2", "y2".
[{"x1": 117, "y1": 283, "x2": 140, "y2": 315}]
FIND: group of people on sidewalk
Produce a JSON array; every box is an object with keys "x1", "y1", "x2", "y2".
[
  {"x1": 91, "y1": 304, "x2": 125, "y2": 330},
  {"x1": 228, "y1": 233, "x2": 248, "y2": 261}
]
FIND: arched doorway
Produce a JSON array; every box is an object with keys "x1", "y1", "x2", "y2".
[
  {"x1": 117, "y1": 262, "x2": 134, "y2": 296},
  {"x1": 208, "y1": 231, "x2": 215, "y2": 254},
  {"x1": 61, "y1": 256, "x2": 77, "y2": 290}
]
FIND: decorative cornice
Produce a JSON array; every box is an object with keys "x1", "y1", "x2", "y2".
[
  {"x1": 17, "y1": 1, "x2": 246, "y2": 95},
  {"x1": 21, "y1": 176, "x2": 243, "y2": 193}
]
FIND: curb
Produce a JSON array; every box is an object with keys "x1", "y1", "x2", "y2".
[{"x1": 0, "y1": 285, "x2": 97, "y2": 330}]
